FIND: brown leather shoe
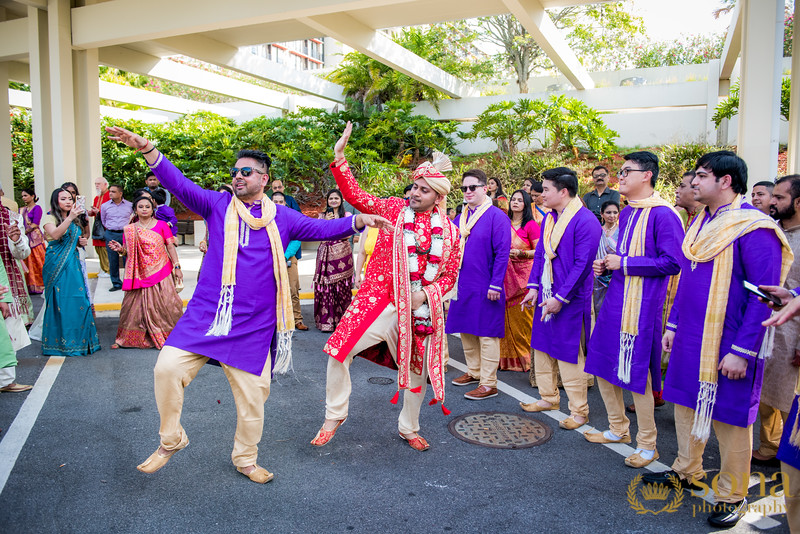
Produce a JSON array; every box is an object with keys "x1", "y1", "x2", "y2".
[
  {"x1": 295, "y1": 322, "x2": 309, "y2": 331},
  {"x1": 451, "y1": 373, "x2": 479, "y2": 387},
  {"x1": 559, "y1": 415, "x2": 588, "y2": 430},
  {"x1": 464, "y1": 385, "x2": 498, "y2": 400},
  {"x1": 584, "y1": 430, "x2": 632, "y2": 444}
]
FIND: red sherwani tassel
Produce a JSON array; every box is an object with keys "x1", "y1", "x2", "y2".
[
  {"x1": 410, "y1": 386, "x2": 422, "y2": 393},
  {"x1": 390, "y1": 390, "x2": 399, "y2": 404},
  {"x1": 441, "y1": 404, "x2": 451, "y2": 416},
  {"x1": 429, "y1": 398, "x2": 437, "y2": 406}
]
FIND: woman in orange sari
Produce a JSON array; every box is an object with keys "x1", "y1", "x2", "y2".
[
  {"x1": 499, "y1": 190, "x2": 540, "y2": 371},
  {"x1": 107, "y1": 195, "x2": 183, "y2": 349},
  {"x1": 20, "y1": 188, "x2": 45, "y2": 294}
]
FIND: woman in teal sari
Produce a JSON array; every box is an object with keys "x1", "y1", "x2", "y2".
[{"x1": 41, "y1": 188, "x2": 100, "y2": 356}]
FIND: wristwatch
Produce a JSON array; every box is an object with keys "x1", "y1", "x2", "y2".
[{"x1": 173, "y1": 264, "x2": 181, "y2": 270}]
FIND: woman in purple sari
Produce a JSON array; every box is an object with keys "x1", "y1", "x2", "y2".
[{"x1": 314, "y1": 189, "x2": 354, "y2": 332}]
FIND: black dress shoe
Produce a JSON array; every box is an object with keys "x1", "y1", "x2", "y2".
[
  {"x1": 751, "y1": 454, "x2": 781, "y2": 468},
  {"x1": 109, "y1": 286, "x2": 122, "y2": 292},
  {"x1": 642, "y1": 470, "x2": 704, "y2": 492},
  {"x1": 707, "y1": 498, "x2": 747, "y2": 528}
]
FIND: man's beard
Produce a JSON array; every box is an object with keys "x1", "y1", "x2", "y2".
[{"x1": 772, "y1": 203, "x2": 795, "y2": 221}]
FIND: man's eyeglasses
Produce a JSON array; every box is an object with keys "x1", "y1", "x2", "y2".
[
  {"x1": 230, "y1": 167, "x2": 266, "y2": 178},
  {"x1": 460, "y1": 184, "x2": 484, "y2": 193},
  {"x1": 617, "y1": 168, "x2": 647, "y2": 178}
]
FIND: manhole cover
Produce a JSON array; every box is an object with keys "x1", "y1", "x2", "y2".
[
  {"x1": 368, "y1": 377, "x2": 394, "y2": 385},
  {"x1": 448, "y1": 412, "x2": 553, "y2": 449}
]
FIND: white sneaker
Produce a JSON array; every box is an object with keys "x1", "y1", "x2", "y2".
[{"x1": 98, "y1": 272, "x2": 110, "y2": 278}]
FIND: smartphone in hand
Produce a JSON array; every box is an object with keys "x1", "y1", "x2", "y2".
[{"x1": 744, "y1": 281, "x2": 782, "y2": 307}]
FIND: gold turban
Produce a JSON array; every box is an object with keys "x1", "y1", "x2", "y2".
[{"x1": 411, "y1": 151, "x2": 452, "y2": 197}]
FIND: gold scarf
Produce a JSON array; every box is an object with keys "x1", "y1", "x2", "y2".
[
  {"x1": 617, "y1": 193, "x2": 682, "y2": 383},
  {"x1": 540, "y1": 196, "x2": 583, "y2": 319},
  {"x1": 208, "y1": 195, "x2": 295, "y2": 374},
  {"x1": 682, "y1": 196, "x2": 793, "y2": 442},
  {"x1": 453, "y1": 196, "x2": 493, "y2": 299}
]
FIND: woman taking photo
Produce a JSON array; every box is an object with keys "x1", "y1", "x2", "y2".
[
  {"x1": 313, "y1": 188, "x2": 353, "y2": 332},
  {"x1": 499, "y1": 189, "x2": 540, "y2": 371},
  {"x1": 593, "y1": 200, "x2": 620, "y2": 315},
  {"x1": 108, "y1": 195, "x2": 183, "y2": 349},
  {"x1": 41, "y1": 187, "x2": 100, "y2": 356},
  {"x1": 487, "y1": 177, "x2": 509, "y2": 211},
  {"x1": 19, "y1": 188, "x2": 45, "y2": 294}
]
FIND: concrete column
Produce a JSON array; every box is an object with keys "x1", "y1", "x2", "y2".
[
  {"x1": 73, "y1": 47, "x2": 101, "y2": 200},
  {"x1": 705, "y1": 60, "x2": 720, "y2": 145},
  {"x1": 27, "y1": 6, "x2": 54, "y2": 204},
  {"x1": 736, "y1": 0, "x2": 784, "y2": 185},
  {"x1": 47, "y1": 0, "x2": 77, "y2": 186},
  {"x1": 717, "y1": 78, "x2": 731, "y2": 146},
  {"x1": 0, "y1": 9, "x2": 12, "y2": 198},
  {"x1": 788, "y1": 0, "x2": 800, "y2": 174}
]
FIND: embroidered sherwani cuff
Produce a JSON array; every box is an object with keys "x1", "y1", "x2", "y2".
[
  {"x1": 791, "y1": 287, "x2": 800, "y2": 298},
  {"x1": 147, "y1": 152, "x2": 164, "y2": 170},
  {"x1": 489, "y1": 284, "x2": 502, "y2": 292},
  {"x1": 665, "y1": 321, "x2": 678, "y2": 332},
  {"x1": 528, "y1": 282, "x2": 539, "y2": 289},
  {"x1": 623, "y1": 256, "x2": 628, "y2": 277},
  {"x1": 555, "y1": 294, "x2": 570, "y2": 304},
  {"x1": 730, "y1": 343, "x2": 758, "y2": 362},
  {"x1": 350, "y1": 216, "x2": 360, "y2": 233},
  {"x1": 331, "y1": 157, "x2": 348, "y2": 170}
]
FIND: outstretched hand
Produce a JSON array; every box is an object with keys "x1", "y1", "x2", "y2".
[
  {"x1": 105, "y1": 126, "x2": 149, "y2": 151},
  {"x1": 355, "y1": 214, "x2": 394, "y2": 233},
  {"x1": 334, "y1": 121, "x2": 353, "y2": 161},
  {"x1": 764, "y1": 294, "x2": 800, "y2": 327}
]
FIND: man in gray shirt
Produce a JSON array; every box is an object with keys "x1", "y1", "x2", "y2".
[
  {"x1": 582, "y1": 165, "x2": 621, "y2": 222},
  {"x1": 101, "y1": 184, "x2": 132, "y2": 291}
]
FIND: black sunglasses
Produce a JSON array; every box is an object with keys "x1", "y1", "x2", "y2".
[
  {"x1": 230, "y1": 167, "x2": 266, "y2": 178},
  {"x1": 460, "y1": 184, "x2": 483, "y2": 193}
]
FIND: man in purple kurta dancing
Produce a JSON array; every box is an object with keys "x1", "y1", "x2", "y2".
[
  {"x1": 447, "y1": 169, "x2": 511, "y2": 400},
  {"x1": 106, "y1": 126, "x2": 389, "y2": 484},
  {"x1": 520, "y1": 168, "x2": 601, "y2": 430},
  {"x1": 583, "y1": 151, "x2": 684, "y2": 468},
  {"x1": 643, "y1": 151, "x2": 793, "y2": 529}
]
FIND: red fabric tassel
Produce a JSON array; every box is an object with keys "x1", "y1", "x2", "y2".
[
  {"x1": 390, "y1": 391, "x2": 399, "y2": 404},
  {"x1": 429, "y1": 398, "x2": 437, "y2": 406},
  {"x1": 410, "y1": 386, "x2": 422, "y2": 393},
  {"x1": 441, "y1": 404, "x2": 451, "y2": 416}
]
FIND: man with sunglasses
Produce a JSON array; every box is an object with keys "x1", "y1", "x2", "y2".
[
  {"x1": 312, "y1": 122, "x2": 461, "y2": 452},
  {"x1": 105, "y1": 125, "x2": 391, "y2": 484},
  {"x1": 583, "y1": 165, "x2": 620, "y2": 223},
  {"x1": 447, "y1": 169, "x2": 511, "y2": 401}
]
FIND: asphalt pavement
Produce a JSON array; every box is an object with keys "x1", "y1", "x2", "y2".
[{"x1": 0, "y1": 292, "x2": 791, "y2": 533}]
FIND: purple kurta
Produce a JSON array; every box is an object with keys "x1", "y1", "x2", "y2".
[
  {"x1": 150, "y1": 156, "x2": 355, "y2": 375},
  {"x1": 584, "y1": 206, "x2": 684, "y2": 394},
  {"x1": 445, "y1": 205, "x2": 511, "y2": 338},
  {"x1": 528, "y1": 206, "x2": 601, "y2": 364},
  {"x1": 663, "y1": 203, "x2": 783, "y2": 427}
]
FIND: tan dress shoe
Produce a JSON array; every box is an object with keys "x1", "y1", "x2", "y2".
[
  {"x1": 584, "y1": 431, "x2": 632, "y2": 444},
  {"x1": 625, "y1": 449, "x2": 659, "y2": 468},
  {"x1": 237, "y1": 465, "x2": 274, "y2": 483},
  {"x1": 559, "y1": 415, "x2": 588, "y2": 430},
  {"x1": 520, "y1": 401, "x2": 558, "y2": 413},
  {"x1": 137, "y1": 446, "x2": 182, "y2": 474}
]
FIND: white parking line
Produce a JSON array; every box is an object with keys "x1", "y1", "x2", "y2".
[
  {"x1": 447, "y1": 357, "x2": 782, "y2": 530},
  {"x1": 0, "y1": 356, "x2": 65, "y2": 495}
]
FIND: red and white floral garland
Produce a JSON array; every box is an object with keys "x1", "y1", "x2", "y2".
[{"x1": 403, "y1": 206, "x2": 444, "y2": 336}]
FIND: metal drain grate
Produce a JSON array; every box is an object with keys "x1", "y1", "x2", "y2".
[
  {"x1": 448, "y1": 412, "x2": 553, "y2": 449},
  {"x1": 368, "y1": 377, "x2": 394, "y2": 385}
]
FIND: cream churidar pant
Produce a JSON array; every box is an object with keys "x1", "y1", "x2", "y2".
[
  {"x1": 671, "y1": 403, "x2": 752, "y2": 503},
  {"x1": 325, "y1": 303, "x2": 427, "y2": 434},
  {"x1": 781, "y1": 461, "x2": 800, "y2": 532},
  {"x1": 597, "y1": 373, "x2": 656, "y2": 450},
  {"x1": 534, "y1": 327, "x2": 589, "y2": 418},
  {"x1": 460, "y1": 334, "x2": 500, "y2": 388},
  {"x1": 153, "y1": 346, "x2": 271, "y2": 468}
]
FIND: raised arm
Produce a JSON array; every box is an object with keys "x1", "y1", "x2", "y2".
[
  {"x1": 330, "y1": 121, "x2": 393, "y2": 216},
  {"x1": 105, "y1": 126, "x2": 217, "y2": 219}
]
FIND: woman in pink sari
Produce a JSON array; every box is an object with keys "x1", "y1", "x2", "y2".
[
  {"x1": 108, "y1": 195, "x2": 183, "y2": 349},
  {"x1": 499, "y1": 190, "x2": 540, "y2": 371}
]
